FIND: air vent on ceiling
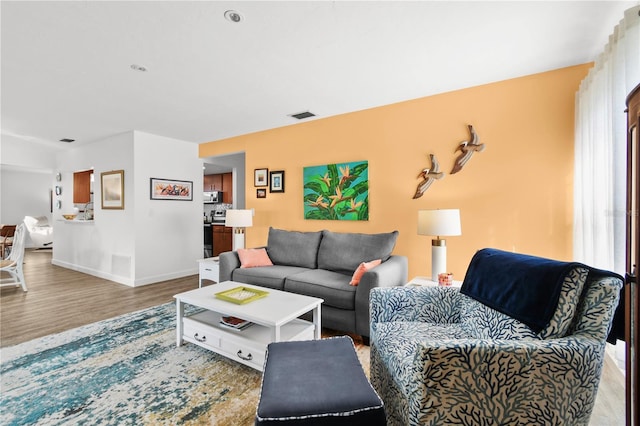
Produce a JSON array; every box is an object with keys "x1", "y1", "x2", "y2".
[
  {"x1": 289, "y1": 111, "x2": 316, "y2": 120},
  {"x1": 59, "y1": 138, "x2": 75, "y2": 143}
]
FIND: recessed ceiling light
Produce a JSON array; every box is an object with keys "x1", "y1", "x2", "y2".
[
  {"x1": 224, "y1": 10, "x2": 243, "y2": 23},
  {"x1": 130, "y1": 64, "x2": 148, "y2": 72}
]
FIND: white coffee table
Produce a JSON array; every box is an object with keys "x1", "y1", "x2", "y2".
[{"x1": 174, "y1": 281, "x2": 323, "y2": 371}]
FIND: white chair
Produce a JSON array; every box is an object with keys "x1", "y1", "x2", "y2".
[
  {"x1": 0, "y1": 223, "x2": 27, "y2": 292},
  {"x1": 23, "y1": 215, "x2": 53, "y2": 248}
]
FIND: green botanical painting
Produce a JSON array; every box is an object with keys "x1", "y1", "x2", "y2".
[{"x1": 303, "y1": 160, "x2": 369, "y2": 221}]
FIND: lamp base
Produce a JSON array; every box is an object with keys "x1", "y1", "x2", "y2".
[
  {"x1": 233, "y1": 230, "x2": 245, "y2": 251},
  {"x1": 431, "y1": 240, "x2": 447, "y2": 282}
]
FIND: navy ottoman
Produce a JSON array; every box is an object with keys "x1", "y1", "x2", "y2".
[{"x1": 255, "y1": 336, "x2": 386, "y2": 426}]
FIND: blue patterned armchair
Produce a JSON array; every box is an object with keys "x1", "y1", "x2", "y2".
[{"x1": 370, "y1": 249, "x2": 623, "y2": 426}]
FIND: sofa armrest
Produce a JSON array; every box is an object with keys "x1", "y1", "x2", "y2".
[
  {"x1": 219, "y1": 251, "x2": 240, "y2": 282},
  {"x1": 354, "y1": 255, "x2": 408, "y2": 337},
  {"x1": 370, "y1": 286, "x2": 462, "y2": 324}
]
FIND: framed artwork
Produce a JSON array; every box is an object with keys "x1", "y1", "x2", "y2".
[
  {"x1": 101, "y1": 170, "x2": 125, "y2": 210},
  {"x1": 303, "y1": 160, "x2": 369, "y2": 221},
  {"x1": 150, "y1": 178, "x2": 193, "y2": 201},
  {"x1": 257, "y1": 188, "x2": 267, "y2": 199},
  {"x1": 270, "y1": 170, "x2": 285, "y2": 193},
  {"x1": 254, "y1": 168, "x2": 268, "y2": 187}
]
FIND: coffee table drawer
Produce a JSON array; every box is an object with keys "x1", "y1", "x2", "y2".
[
  {"x1": 221, "y1": 339, "x2": 265, "y2": 370},
  {"x1": 183, "y1": 317, "x2": 222, "y2": 351}
]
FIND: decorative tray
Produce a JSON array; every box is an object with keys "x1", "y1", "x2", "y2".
[{"x1": 215, "y1": 286, "x2": 269, "y2": 304}]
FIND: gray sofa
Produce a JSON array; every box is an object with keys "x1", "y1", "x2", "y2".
[{"x1": 219, "y1": 227, "x2": 408, "y2": 341}]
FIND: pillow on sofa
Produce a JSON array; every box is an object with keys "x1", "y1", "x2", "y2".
[
  {"x1": 318, "y1": 230, "x2": 398, "y2": 274},
  {"x1": 267, "y1": 227, "x2": 323, "y2": 269},
  {"x1": 349, "y1": 259, "x2": 382, "y2": 286},
  {"x1": 238, "y1": 248, "x2": 273, "y2": 268}
]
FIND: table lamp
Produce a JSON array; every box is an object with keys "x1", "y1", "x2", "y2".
[
  {"x1": 417, "y1": 209, "x2": 461, "y2": 281},
  {"x1": 225, "y1": 209, "x2": 253, "y2": 250}
]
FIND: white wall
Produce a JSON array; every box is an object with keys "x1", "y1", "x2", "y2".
[
  {"x1": 0, "y1": 133, "x2": 58, "y2": 246},
  {"x1": 0, "y1": 133, "x2": 59, "y2": 170},
  {"x1": 0, "y1": 167, "x2": 53, "y2": 247},
  {"x1": 51, "y1": 130, "x2": 202, "y2": 286},
  {"x1": 52, "y1": 132, "x2": 136, "y2": 284},
  {"x1": 133, "y1": 131, "x2": 202, "y2": 285}
]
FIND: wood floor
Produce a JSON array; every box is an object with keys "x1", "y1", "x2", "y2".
[
  {"x1": 0, "y1": 249, "x2": 199, "y2": 347},
  {"x1": 0, "y1": 249, "x2": 626, "y2": 425}
]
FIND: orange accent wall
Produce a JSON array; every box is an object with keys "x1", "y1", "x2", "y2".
[{"x1": 200, "y1": 64, "x2": 592, "y2": 280}]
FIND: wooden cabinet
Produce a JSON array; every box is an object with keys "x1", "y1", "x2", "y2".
[
  {"x1": 73, "y1": 170, "x2": 93, "y2": 204},
  {"x1": 213, "y1": 225, "x2": 232, "y2": 256},
  {"x1": 204, "y1": 174, "x2": 222, "y2": 192},
  {"x1": 222, "y1": 173, "x2": 233, "y2": 204},
  {"x1": 204, "y1": 172, "x2": 233, "y2": 204}
]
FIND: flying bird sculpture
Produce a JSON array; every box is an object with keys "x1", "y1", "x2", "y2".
[
  {"x1": 450, "y1": 124, "x2": 485, "y2": 174},
  {"x1": 413, "y1": 154, "x2": 444, "y2": 199}
]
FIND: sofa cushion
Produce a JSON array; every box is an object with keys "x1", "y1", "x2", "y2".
[
  {"x1": 349, "y1": 259, "x2": 382, "y2": 286},
  {"x1": 238, "y1": 248, "x2": 273, "y2": 268},
  {"x1": 317, "y1": 230, "x2": 398, "y2": 274},
  {"x1": 284, "y1": 269, "x2": 356, "y2": 310},
  {"x1": 232, "y1": 265, "x2": 312, "y2": 291},
  {"x1": 267, "y1": 227, "x2": 323, "y2": 269}
]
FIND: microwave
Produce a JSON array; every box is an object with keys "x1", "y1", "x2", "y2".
[{"x1": 203, "y1": 191, "x2": 222, "y2": 204}]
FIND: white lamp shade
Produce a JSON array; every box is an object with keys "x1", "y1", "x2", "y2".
[
  {"x1": 225, "y1": 209, "x2": 253, "y2": 228},
  {"x1": 417, "y1": 209, "x2": 461, "y2": 237}
]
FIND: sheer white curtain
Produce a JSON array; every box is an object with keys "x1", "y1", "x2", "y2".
[{"x1": 574, "y1": 6, "x2": 640, "y2": 274}]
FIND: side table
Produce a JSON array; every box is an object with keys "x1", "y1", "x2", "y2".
[
  {"x1": 198, "y1": 257, "x2": 220, "y2": 287},
  {"x1": 407, "y1": 276, "x2": 463, "y2": 288}
]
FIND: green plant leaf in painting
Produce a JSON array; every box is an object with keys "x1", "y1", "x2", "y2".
[
  {"x1": 351, "y1": 180, "x2": 369, "y2": 197},
  {"x1": 357, "y1": 197, "x2": 369, "y2": 220}
]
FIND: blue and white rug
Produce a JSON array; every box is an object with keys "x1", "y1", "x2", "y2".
[{"x1": 0, "y1": 303, "x2": 262, "y2": 425}]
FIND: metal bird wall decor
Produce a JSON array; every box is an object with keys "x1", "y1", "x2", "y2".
[
  {"x1": 413, "y1": 153, "x2": 444, "y2": 199},
  {"x1": 450, "y1": 124, "x2": 485, "y2": 174}
]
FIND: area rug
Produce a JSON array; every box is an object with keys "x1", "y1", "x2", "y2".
[
  {"x1": 1, "y1": 303, "x2": 371, "y2": 425},
  {"x1": 1, "y1": 303, "x2": 260, "y2": 425}
]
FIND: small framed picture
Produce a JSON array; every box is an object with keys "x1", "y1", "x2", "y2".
[
  {"x1": 270, "y1": 170, "x2": 285, "y2": 193},
  {"x1": 101, "y1": 170, "x2": 125, "y2": 210},
  {"x1": 254, "y1": 168, "x2": 268, "y2": 187},
  {"x1": 257, "y1": 188, "x2": 267, "y2": 198},
  {"x1": 150, "y1": 178, "x2": 193, "y2": 201}
]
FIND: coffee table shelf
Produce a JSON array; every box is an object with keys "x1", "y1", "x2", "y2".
[{"x1": 175, "y1": 281, "x2": 323, "y2": 371}]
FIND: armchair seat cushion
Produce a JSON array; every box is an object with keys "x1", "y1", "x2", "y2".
[{"x1": 373, "y1": 321, "x2": 471, "y2": 391}]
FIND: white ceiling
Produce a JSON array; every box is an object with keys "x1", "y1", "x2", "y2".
[{"x1": 1, "y1": 1, "x2": 637, "y2": 151}]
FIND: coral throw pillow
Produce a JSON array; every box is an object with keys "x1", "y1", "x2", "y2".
[
  {"x1": 238, "y1": 248, "x2": 273, "y2": 268},
  {"x1": 349, "y1": 259, "x2": 382, "y2": 286}
]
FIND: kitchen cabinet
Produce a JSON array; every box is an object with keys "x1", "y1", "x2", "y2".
[
  {"x1": 204, "y1": 174, "x2": 222, "y2": 192},
  {"x1": 203, "y1": 172, "x2": 233, "y2": 204},
  {"x1": 213, "y1": 225, "x2": 232, "y2": 256},
  {"x1": 222, "y1": 173, "x2": 233, "y2": 204},
  {"x1": 73, "y1": 170, "x2": 93, "y2": 204}
]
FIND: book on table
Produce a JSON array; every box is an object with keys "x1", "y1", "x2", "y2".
[{"x1": 220, "y1": 316, "x2": 252, "y2": 330}]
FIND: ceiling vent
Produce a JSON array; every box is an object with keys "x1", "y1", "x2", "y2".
[
  {"x1": 59, "y1": 138, "x2": 75, "y2": 143},
  {"x1": 289, "y1": 111, "x2": 316, "y2": 120}
]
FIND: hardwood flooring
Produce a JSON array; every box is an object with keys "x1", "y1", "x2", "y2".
[
  {"x1": 0, "y1": 250, "x2": 626, "y2": 425},
  {"x1": 0, "y1": 249, "x2": 198, "y2": 347}
]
